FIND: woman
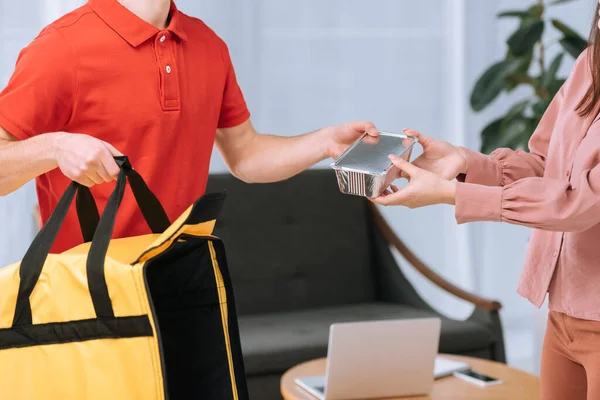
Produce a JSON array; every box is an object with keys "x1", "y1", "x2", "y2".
[{"x1": 373, "y1": 4, "x2": 600, "y2": 400}]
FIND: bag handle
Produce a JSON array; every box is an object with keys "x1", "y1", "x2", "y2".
[
  {"x1": 76, "y1": 186, "x2": 100, "y2": 243},
  {"x1": 76, "y1": 160, "x2": 171, "y2": 242},
  {"x1": 12, "y1": 156, "x2": 168, "y2": 326}
]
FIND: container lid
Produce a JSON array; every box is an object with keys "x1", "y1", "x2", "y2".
[{"x1": 331, "y1": 131, "x2": 417, "y2": 174}]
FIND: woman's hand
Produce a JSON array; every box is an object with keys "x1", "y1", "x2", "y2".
[
  {"x1": 372, "y1": 155, "x2": 456, "y2": 208},
  {"x1": 405, "y1": 129, "x2": 468, "y2": 180}
]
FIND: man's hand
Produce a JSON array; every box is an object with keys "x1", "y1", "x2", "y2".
[
  {"x1": 325, "y1": 121, "x2": 379, "y2": 159},
  {"x1": 404, "y1": 129, "x2": 468, "y2": 180},
  {"x1": 52, "y1": 133, "x2": 123, "y2": 187},
  {"x1": 372, "y1": 155, "x2": 456, "y2": 208}
]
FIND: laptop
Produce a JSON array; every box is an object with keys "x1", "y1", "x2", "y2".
[{"x1": 295, "y1": 318, "x2": 468, "y2": 400}]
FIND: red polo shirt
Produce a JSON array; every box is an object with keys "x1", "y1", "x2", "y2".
[{"x1": 0, "y1": 0, "x2": 250, "y2": 252}]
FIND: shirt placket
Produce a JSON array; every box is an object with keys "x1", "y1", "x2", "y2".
[{"x1": 155, "y1": 32, "x2": 180, "y2": 111}]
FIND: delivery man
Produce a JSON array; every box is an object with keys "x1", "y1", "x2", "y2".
[{"x1": 0, "y1": 0, "x2": 377, "y2": 252}]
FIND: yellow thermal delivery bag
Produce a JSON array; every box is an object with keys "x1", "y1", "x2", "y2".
[{"x1": 0, "y1": 157, "x2": 249, "y2": 400}]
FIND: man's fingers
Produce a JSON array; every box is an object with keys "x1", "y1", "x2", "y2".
[
  {"x1": 389, "y1": 155, "x2": 419, "y2": 177},
  {"x1": 363, "y1": 121, "x2": 380, "y2": 137},
  {"x1": 101, "y1": 144, "x2": 122, "y2": 179},
  {"x1": 104, "y1": 142, "x2": 124, "y2": 157},
  {"x1": 77, "y1": 176, "x2": 97, "y2": 187},
  {"x1": 96, "y1": 166, "x2": 114, "y2": 183},
  {"x1": 93, "y1": 150, "x2": 115, "y2": 182},
  {"x1": 86, "y1": 171, "x2": 104, "y2": 185}
]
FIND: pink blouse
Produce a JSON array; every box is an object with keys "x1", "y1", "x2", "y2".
[{"x1": 456, "y1": 49, "x2": 600, "y2": 321}]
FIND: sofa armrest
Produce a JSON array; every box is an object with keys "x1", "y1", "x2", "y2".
[{"x1": 368, "y1": 203, "x2": 502, "y2": 312}]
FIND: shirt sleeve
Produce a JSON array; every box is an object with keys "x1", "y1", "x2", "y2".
[
  {"x1": 217, "y1": 42, "x2": 250, "y2": 129},
  {"x1": 0, "y1": 27, "x2": 77, "y2": 140}
]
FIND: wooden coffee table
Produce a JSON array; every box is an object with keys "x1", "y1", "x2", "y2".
[{"x1": 281, "y1": 355, "x2": 540, "y2": 399}]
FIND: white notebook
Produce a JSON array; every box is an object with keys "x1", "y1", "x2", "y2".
[{"x1": 434, "y1": 356, "x2": 470, "y2": 379}]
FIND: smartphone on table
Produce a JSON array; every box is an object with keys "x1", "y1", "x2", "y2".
[{"x1": 453, "y1": 369, "x2": 503, "y2": 387}]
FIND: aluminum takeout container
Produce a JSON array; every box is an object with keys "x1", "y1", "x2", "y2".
[{"x1": 331, "y1": 131, "x2": 418, "y2": 198}]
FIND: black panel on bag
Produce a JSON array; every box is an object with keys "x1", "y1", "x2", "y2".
[
  {"x1": 146, "y1": 235, "x2": 248, "y2": 400},
  {"x1": 0, "y1": 315, "x2": 153, "y2": 350},
  {"x1": 185, "y1": 192, "x2": 227, "y2": 225}
]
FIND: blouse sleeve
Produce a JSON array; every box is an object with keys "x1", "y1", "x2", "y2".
[
  {"x1": 455, "y1": 166, "x2": 600, "y2": 233},
  {"x1": 457, "y1": 87, "x2": 561, "y2": 187}
]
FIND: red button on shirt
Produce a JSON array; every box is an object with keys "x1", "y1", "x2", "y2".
[{"x1": 0, "y1": 0, "x2": 251, "y2": 252}]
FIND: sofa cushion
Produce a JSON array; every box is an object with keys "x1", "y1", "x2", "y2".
[
  {"x1": 206, "y1": 172, "x2": 377, "y2": 315},
  {"x1": 239, "y1": 303, "x2": 496, "y2": 376}
]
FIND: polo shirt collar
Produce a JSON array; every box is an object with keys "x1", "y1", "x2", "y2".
[{"x1": 89, "y1": 0, "x2": 187, "y2": 47}]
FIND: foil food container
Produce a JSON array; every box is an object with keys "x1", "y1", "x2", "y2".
[{"x1": 331, "y1": 131, "x2": 418, "y2": 198}]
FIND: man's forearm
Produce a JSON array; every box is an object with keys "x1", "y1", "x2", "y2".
[
  {"x1": 226, "y1": 128, "x2": 331, "y2": 184},
  {"x1": 0, "y1": 133, "x2": 58, "y2": 195}
]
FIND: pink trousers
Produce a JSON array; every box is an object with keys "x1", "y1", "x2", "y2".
[{"x1": 541, "y1": 311, "x2": 600, "y2": 400}]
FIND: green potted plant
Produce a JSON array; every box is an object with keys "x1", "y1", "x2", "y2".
[{"x1": 471, "y1": 0, "x2": 589, "y2": 153}]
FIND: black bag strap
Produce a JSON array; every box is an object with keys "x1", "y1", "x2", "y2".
[
  {"x1": 12, "y1": 156, "x2": 169, "y2": 326},
  {"x1": 76, "y1": 186, "x2": 100, "y2": 243},
  {"x1": 76, "y1": 161, "x2": 170, "y2": 243},
  {"x1": 13, "y1": 181, "x2": 79, "y2": 326}
]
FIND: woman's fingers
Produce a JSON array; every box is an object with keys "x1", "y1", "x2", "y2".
[
  {"x1": 372, "y1": 186, "x2": 411, "y2": 206},
  {"x1": 389, "y1": 155, "x2": 419, "y2": 177},
  {"x1": 404, "y1": 128, "x2": 433, "y2": 146}
]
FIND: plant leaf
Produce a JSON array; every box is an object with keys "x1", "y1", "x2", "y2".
[
  {"x1": 549, "y1": 0, "x2": 578, "y2": 5},
  {"x1": 501, "y1": 118, "x2": 533, "y2": 147},
  {"x1": 481, "y1": 114, "x2": 538, "y2": 153},
  {"x1": 482, "y1": 117, "x2": 528, "y2": 153},
  {"x1": 541, "y1": 53, "x2": 564, "y2": 88},
  {"x1": 507, "y1": 20, "x2": 545, "y2": 56},
  {"x1": 498, "y1": 5, "x2": 543, "y2": 20},
  {"x1": 481, "y1": 119, "x2": 505, "y2": 154},
  {"x1": 532, "y1": 99, "x2": 551, "y2": 119},
  {"x1": 471, "y1": 59, "x2": 523, "y2": 112},
  {"x1": 527, "y1": 4, "x2": 544, "y2": 19},
  {"x1": 505, "y1": 100, "x2": 531, "y2": 122},
  {"x1": 497, "y1": 10, "x2": 529, "y2": 18},
  {"x1": 559, "y1": 36, "x2": 589, "y2": 59},
  {"x1": 548, "y1": 78, "x2": 567, "y2": 98},
  {"x1": 504, "y1": 52, "x2": 534, "y2": 91},
  {"x1": 510, "y1": 118, "x2": 539, "y2": 151},
  {"x1": 551, "y1": 20, "x2": 585, "y2": 39}
]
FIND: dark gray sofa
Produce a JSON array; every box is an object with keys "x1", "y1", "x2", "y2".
[{"x1": 206, "y1": 170, "x2": 505, "y2": 400}]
